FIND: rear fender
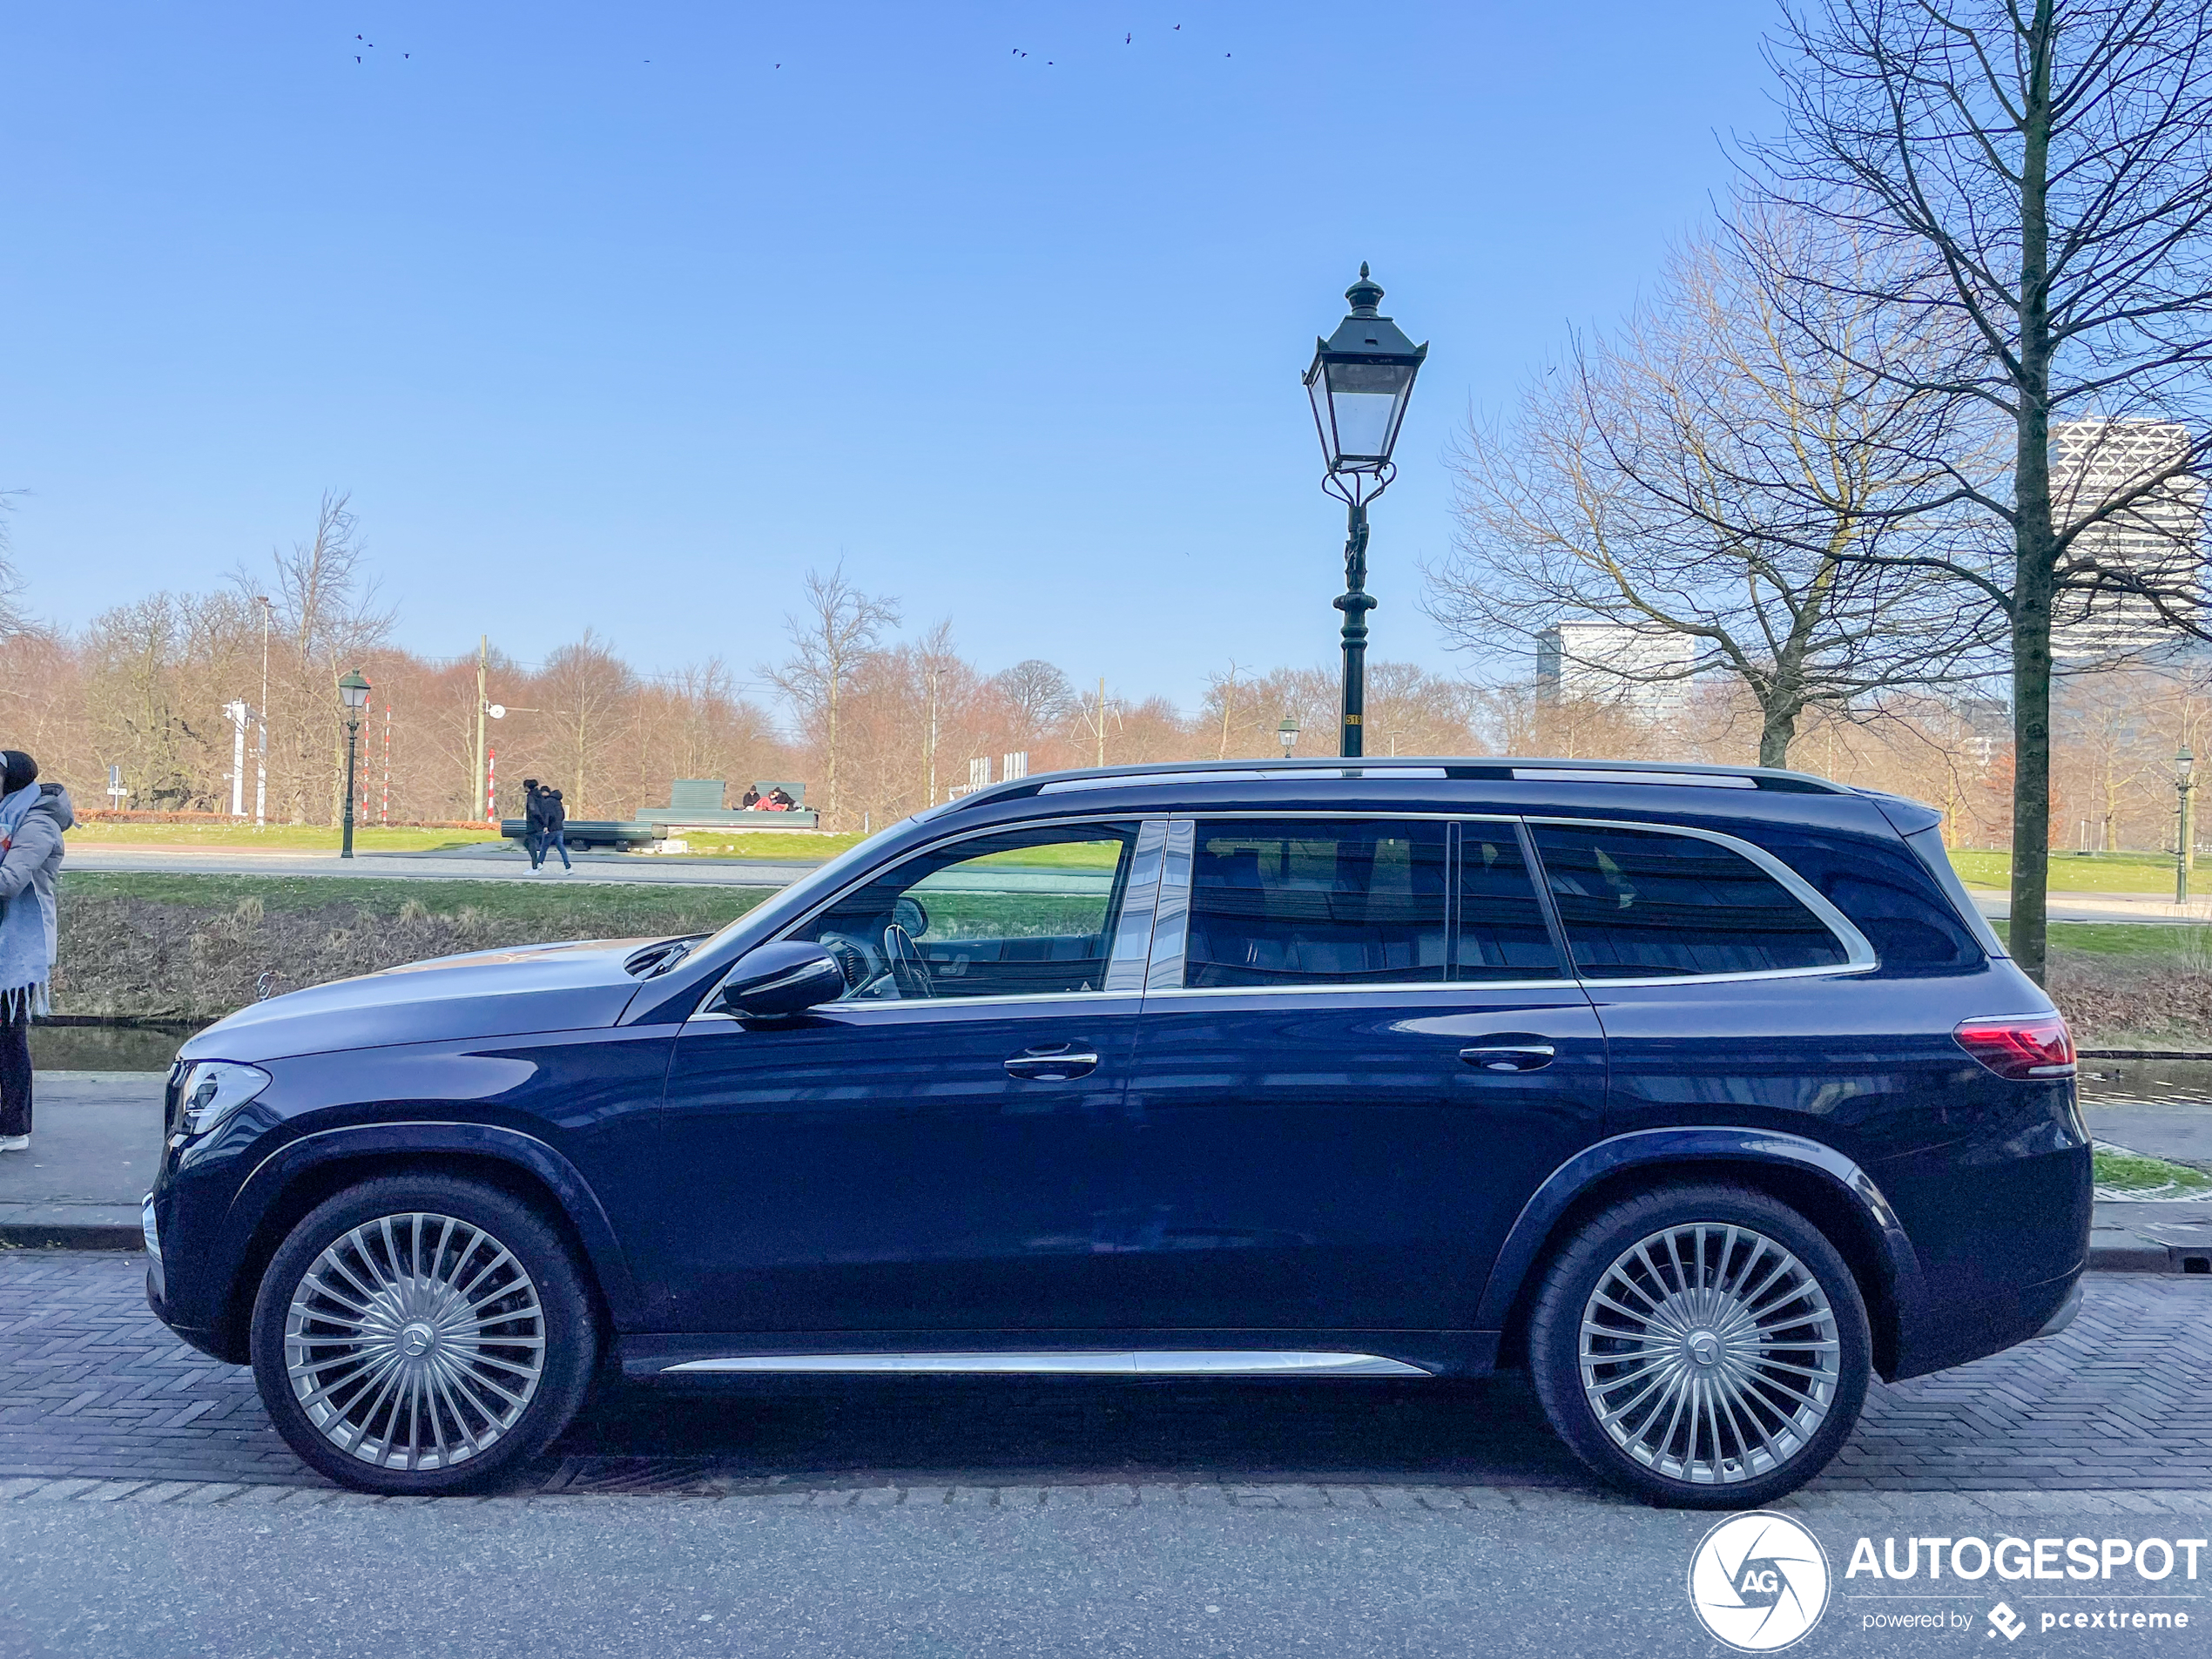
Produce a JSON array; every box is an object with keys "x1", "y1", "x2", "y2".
[{"x1": 1474, "y1": 1128, "x2": 1928, "y2": 1363}]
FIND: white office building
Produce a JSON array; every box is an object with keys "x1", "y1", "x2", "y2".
[
  {"x1": 1535, "y1": 621, "x2": 1698, "y2": 721},
  {"x1": 2049, "y1": 419, "x2": 2205, "y2": 665}
]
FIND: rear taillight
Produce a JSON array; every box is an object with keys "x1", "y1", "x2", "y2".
[{"x1": 1953, "y1": 1014, "x2": 2076, "y2": 1080}]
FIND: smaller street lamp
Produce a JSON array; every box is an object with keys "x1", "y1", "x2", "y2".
[
  {"x1": 339, "y1": 669, "x2": 372, "y2": 860},
  {"x1": 2178, "y1": 747, "x2": 2197, "y2": 903},
  {"x1": 1277, "y1": 715, "x2": 1299, "y2": 757}
]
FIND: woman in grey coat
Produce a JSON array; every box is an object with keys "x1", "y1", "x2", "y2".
[{"x1": 0, "y1": 752, "x2": 74, "y2": 1150}]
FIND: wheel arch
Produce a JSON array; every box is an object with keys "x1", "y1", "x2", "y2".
[
  {"x1": 1476, "y1": 1130, "x2": 1925, "y2": 1382},
  {"x1": 212, "y1": 1123, "x2": 644, "y2": 1366}
]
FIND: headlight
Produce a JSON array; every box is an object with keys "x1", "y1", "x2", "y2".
[{"x1": 177, "y1": 1062, "x2": 271, "y2": 1136}]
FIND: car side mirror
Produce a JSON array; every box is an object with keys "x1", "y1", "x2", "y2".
[{"x1": 713, "y1": 941, "x2": 846, "y2": 1018}]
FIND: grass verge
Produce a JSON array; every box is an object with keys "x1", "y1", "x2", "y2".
[
  {"x1": 1952, "y1": 847, "x2": 2205, "y2": 895},
  {"x1": 2093, "y1": 1145, "x2": 2212, "y2": 1199}
]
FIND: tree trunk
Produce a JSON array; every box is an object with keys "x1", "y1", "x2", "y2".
[
  {"x1": 2007, "y1": 2, "x2": 2058, "y2": 985},
  {"x1": 1757, "y1": 704, "x2": 1802, "y2": 771}
]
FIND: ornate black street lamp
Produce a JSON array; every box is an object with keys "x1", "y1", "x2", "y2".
[
  {"x1": 1277, "y1": 714, "x2": 1300, "y2": 757},
  {"x1": 339, "y1": 669, "x2": 372, "y2": 860},
  {"x1": 1305, "y1": 264, "x2": 1426, "y2": 758}
]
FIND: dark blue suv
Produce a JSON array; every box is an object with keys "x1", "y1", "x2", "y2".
[{"x1": 144, "y1": 759, "x2": 2090, "y2": 1506}]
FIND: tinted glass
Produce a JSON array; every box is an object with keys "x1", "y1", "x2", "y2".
[
  {"x1": 1186, "y1": 819, "x2": 1447, "y2": 988},
  {"x1": 1529, "y1": 823, "x2": 1851, "y2": 978},
  {"x1": 1455, "y1": 824, "x2": 1564, "y2": 981},
  {"x1": 797, "y1": 825, "x2": 1136, "y2": 1000}
]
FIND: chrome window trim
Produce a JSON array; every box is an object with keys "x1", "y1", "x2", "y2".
[
  {"x1": 679, "y1": 988, "x2": 1145, "y2": 1029},
  {"x1": 1140, "y1": 980, "x2": 1588, "y2": 1000},
  {"x1": 1522, "y1": 814, "x2": 1878, "y2": 971},
  {"x1": 1142, "y1": 810, "x2": 1878, "y2": 997}
]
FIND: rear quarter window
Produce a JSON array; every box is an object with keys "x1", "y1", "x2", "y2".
[
  {"x1": 1528, "y1": 822, "x2": 1858, "y2": 978},
  {"x1": 1732, "y1": 823, "x2": 1988, "y2": 972}
]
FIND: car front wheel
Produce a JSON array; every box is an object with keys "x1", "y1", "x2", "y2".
[
  {"x1": 1527, "y1": 1183, "x2": 1871, "y2": 1508},
  {"x1": 250, "y1": 1175, "x2": 598, "y2": 1494}
]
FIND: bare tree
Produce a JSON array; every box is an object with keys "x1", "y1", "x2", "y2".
[
  {"x1": 762, "y1": 566, "x2": 900, "y2": 830},
  {"x1": 1429, "y1": 214, "x2": 2003, "y2": 769},
  {"x1": 1750, "y1": 0, "x2": 2212, "y2": 977},
  {"x1": 0, "y1": 491, "x2": 29, "y2": 638},
  {"x1": 993, "y1": 658, "x2": 1076, "y2": 743},
  {"x1": 232, "y1": 493, "x2": 395, "y2": 822},
  {"x1": 536, "y1": 632, "x2": 637, "y2": 818}
]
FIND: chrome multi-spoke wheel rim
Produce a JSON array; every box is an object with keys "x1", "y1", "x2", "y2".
[
  {"x1": 284, "y1": 1213, "x2": 545, "y2": 1470},
  {"x1": 1579, "y1": 1223, "x2": 1839, "y2": 1486}
]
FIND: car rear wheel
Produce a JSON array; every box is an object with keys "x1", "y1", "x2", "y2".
[
  {"x1": 1527, "y1": 1184, "x2": 1871, "y2": 1508},
  {"x1": 250, "y1": 1175, "x2": 597, "y2": 1494}
]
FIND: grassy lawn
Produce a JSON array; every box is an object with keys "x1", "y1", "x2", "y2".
[
  {"x1": 665, "y1": 831, "x2": 866, "y2": 861},
  {"x1": 1993, "y1": 920, "x2": 2212, "y2": 961},
  {"x1": 72, "y1": 822, "x2": 504, "y2": 853},
  {"x1": 1952, "y1": 847, "x2": 2201, "y2": 894}
]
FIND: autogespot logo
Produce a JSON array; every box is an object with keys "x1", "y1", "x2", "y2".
[{"x1": 1689, "y1": 1512, "x2": 1832, "y2": 1652}]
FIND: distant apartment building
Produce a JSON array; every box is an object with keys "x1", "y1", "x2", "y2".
[
  {"x1": 2049, "y1": 418, "x2": 2206, "y2": 665},
  {"x1": 1535, "y1": 620, "x2": 1697, "y2": 721}
]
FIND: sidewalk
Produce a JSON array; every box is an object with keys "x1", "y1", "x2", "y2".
[
  {"x1": 1969, "y1": 887, "x2": 2212, "y2": 925},
  {"x1": 3, "y1": 1073, "x2": 2203, "y2": 1271}
]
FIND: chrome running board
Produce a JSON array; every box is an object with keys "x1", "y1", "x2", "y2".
[{"x1": 661, "y1": 1350, "x2": 1431, "y2": 1377}]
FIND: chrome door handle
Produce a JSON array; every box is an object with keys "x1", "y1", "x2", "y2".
[
  {"x1": 1460, "y1": 1042, "x2": 1555, "y2": 1073},
  {"x1": 1004, "y1": 1049, "x2": 1100, "y2": 1082}
]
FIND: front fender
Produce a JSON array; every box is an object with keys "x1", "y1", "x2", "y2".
[
  {"x1": 1472, "y1": 1127, "x2": 1929, "y2": 1368},
  {"x1": 225, "y1": 1120, "x2": 645, "y2": 1328}
]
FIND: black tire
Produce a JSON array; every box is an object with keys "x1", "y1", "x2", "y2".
[
  {"x1": 250, "y1": 1175, "x2": 598, "y2": 1495},
  {"x1": 1527, "y1": 1183, "x2": 1871, "y2": 1508}
]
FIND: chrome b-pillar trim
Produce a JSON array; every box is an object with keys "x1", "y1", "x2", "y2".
[
  {"x1": 1143, "y1": 819, "x2": 1197, "y2": 990},
  {"x1": 1103, "y1": 819, "x2": 1169, "y2": 994}
]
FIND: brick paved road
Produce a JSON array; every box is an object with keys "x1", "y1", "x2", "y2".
[{"x1": 3, "y1": 1251, "x2": 2207, "y2": 1496}]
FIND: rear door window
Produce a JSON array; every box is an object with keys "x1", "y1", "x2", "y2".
[
  {"x1": 1185, "y1": 819, "x2": 1447, "y2": 987},
  {"x1": 1528, "y1": 822, "x2": 1854, "y2": 979}
]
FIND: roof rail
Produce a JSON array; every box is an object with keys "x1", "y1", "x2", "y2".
[{"x1": 943, "y1": 756, "x2": 1852, "y2": 810}]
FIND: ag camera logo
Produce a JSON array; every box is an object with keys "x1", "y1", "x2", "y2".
[{"x1": 1689, "y1": 1513, "x2": 1831, "y2": 1651}]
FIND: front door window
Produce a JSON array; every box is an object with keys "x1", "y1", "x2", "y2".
[{"x1": 792, "y1": 824, "x2": 1142, "y2": 1000}]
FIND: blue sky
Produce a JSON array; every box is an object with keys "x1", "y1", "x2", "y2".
[{"x1": 1, "y1": 1, "x2": 1777, "y2": 706}]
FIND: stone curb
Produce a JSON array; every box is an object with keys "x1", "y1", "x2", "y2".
[{"x1": 0, "y1": 1208, "x2": 143, "y2": 1251}]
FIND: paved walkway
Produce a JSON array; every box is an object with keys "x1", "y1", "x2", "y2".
[
  {"x1": 1968, "y1": 887, "x2": 2212, "y2": 925},
  {"x1": 1, "y1": 1252, "x2": 2207, "y2": 1496}
]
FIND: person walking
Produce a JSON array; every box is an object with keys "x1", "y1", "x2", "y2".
[
  {"x1": 0, "y1": 752, "x2": 73, "y2": 1153},
  {"x1": 539, "y1": 786, "x2": 571, "y2": 873},
  {"x1": 522, "y1": 779, "x2": 547, "y2": 870}
]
